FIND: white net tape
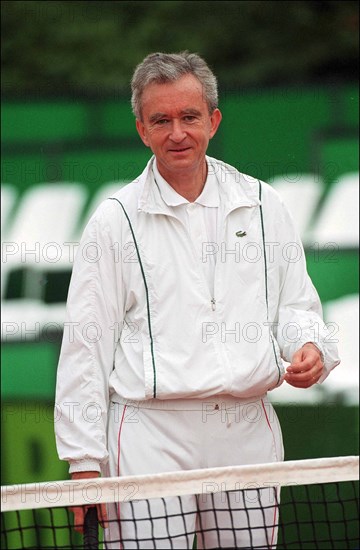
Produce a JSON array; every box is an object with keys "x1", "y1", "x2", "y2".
[{"x1": 2, "y1": 456, "x2": 359, "y2": 512}]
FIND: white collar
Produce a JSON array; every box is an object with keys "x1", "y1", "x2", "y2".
[
  {"x1": 153, "y1": 159, "x2": 219, "y2": 207},
  {"x1": 138, "y1": 156, "x2": 260, "y2": 216}
]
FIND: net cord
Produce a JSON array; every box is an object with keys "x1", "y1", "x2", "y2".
[{"x1": 2, "y1": 455, "x2": 358, "y2": 513}]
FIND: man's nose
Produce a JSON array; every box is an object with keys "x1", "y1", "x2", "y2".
[{"x1": 169, "y1": 120, "x2": 186, "y2": 142}]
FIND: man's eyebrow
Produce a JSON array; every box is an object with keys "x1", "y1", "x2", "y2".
[
  {"x1": 148, "y1": 109, "x2": 202, "y2": 123},
  {"x1": 180, "y1": 108, "x2": 202, "y2": 116},
  {"x1": 149, "y1": 113, "x2": 167, "y2": 123}
]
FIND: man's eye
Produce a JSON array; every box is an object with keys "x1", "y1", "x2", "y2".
[
  {"x1": 184, "y1": 116, "x2": 196, "y2": 122},
  {"x1": 156, "y1": 119, "x2": 169, "y2": 125}
]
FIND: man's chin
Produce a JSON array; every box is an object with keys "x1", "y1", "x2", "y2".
[{"x1": 156, "y1": 154, "x2": 206, "y2": 178}]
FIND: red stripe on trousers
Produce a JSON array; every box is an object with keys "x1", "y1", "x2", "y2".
[
  {"x1": 261, "y1": 398, "x2": 279, "y2": 548},
  {"x1": 116, "y1": 405, "x2": 127, "y2": 549}
]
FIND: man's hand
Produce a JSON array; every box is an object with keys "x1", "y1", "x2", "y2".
[
  {"x1": 285, "y1": 343, "x2": 324, "y2": 389},
  {"x1": 70, "y1": 471, "x2": 108, "y2": 533}
]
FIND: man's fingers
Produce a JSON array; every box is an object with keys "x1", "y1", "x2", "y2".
[
  {"x1": 285, "y1": 347, "x2": 324, "y2": 386},
  {"x1": 285, "y1": 364, "x2": 324, "y2": 388},
  {"x1": 69, "y1": 473, "x2": 102, "y2": 534},
  {"x1": 290, "y1": 349, "x2": 303, "y2": 365},
  {"x1": 286, "y1": 366, "x2": 321, "y2": 381},
  {"x1": 287, "y1": 350, "x2": 321, "y2": 373},
  {"x1": 97, "y1": 503, "x2": 108, "y2": 528},
  {"x1": 70, "y1": 506, "x2": 86, "y2": 534},
  {"x1": 287, "y1": 361, "x2": 311, "y2": 373},
  {"x1": 285, "y1": 376, "x2": 321, "y2": 388},
  {"x1": 288, "y1": 343, "x2": 323, "y2": 373},
  {"x1": 70, "y1": 504, "x2": 108, "y2": 533}
]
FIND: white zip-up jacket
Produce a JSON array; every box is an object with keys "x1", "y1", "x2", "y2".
[{"x1": 55, "y1": 156, "x2": 340, "y2": 472}]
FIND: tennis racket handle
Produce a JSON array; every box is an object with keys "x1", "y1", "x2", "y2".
[{"x1": 83, "y1": 507, "x2": 99, "y2": 549}]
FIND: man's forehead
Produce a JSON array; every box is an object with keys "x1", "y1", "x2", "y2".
[{"x1": 141, "y1": 75, "x2": 207, "y2": 117}]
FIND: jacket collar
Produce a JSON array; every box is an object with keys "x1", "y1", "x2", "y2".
[{"x1": 137, "y1": 155, "x2": 260, "y2": 215}]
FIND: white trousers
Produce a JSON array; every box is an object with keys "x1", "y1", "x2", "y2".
[{"x1": 103, "y1": 394, "x2": 284, "y2": 549}]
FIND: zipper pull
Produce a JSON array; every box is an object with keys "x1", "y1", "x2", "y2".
[{"x1": 211, "y1": 298, "x2": 216, "y2": 311}]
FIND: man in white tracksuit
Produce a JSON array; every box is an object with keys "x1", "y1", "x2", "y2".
[{"x1": 55, "y1": 52, "x2": 340, "y2": 548}]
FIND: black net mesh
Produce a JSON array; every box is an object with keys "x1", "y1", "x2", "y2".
[{"x1": 1, "y1": 480, "x2": 359, "y2": 549}]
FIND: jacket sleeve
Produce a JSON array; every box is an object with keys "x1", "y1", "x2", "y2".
[
  {"x1": 55, "y1": 204, "x2": 123, "y2": 473},
  {"x1": 270, "y1": 194, "x2": 340, "y2": 382}
]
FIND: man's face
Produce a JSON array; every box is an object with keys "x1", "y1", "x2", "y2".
[{"x1": 136, "y1": 74, "x2": 222, "y2": 182}]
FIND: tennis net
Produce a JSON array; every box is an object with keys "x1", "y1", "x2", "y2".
[{"x1": 1, "y1": 456, "x2": 359, "y2": 549}]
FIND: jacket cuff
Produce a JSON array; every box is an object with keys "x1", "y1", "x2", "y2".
[{"x1": 69, "y1": 460, "x2": 101, "y2": 474}]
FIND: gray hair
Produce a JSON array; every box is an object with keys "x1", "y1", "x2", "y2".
[{"x1": 131, "y1": 51, "x2": 218, "y2": 120}]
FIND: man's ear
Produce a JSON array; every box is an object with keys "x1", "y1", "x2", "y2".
[
  {"x1": 136, "y1": 119, "x2": 150, "y2": 147},
  {"x1": 209, "y1": 108, "x2": 222, "y2": 139}
]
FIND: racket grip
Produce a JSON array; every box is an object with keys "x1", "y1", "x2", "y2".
[{"x1": 83, "y1": 507, "x2": 99, "y2": 549}]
